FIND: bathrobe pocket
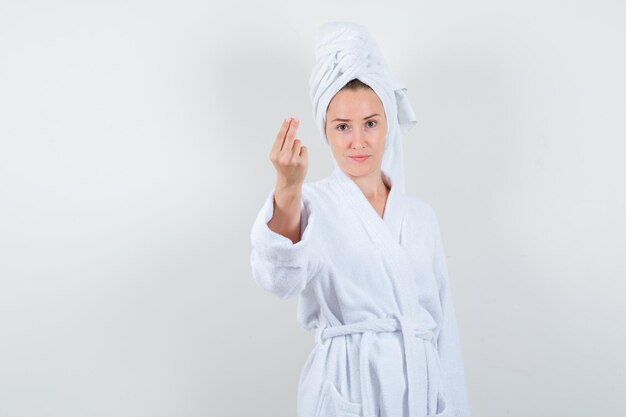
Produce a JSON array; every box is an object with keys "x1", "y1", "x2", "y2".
[
  {"x1": 313, "y1": 380, "x2": 363, "y2": 417},
  {"x1": 427, "y1": 389, "x2": 455, "y2": 417}
]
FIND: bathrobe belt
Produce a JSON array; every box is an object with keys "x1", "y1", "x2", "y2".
[{"x1": 315, "y1": 313, "x2": 439, "y2": 417}]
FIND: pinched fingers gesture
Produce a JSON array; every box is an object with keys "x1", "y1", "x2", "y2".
[{"x1": 270, "y1": 117, "x2": 308, "y2": 189}]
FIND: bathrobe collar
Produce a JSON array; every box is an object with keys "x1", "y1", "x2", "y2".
[{"x1": 331, "y1": 165, "x2": 407, "y2": 247}]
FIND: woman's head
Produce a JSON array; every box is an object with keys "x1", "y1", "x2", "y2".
[{"x1": 324, "y1": 78, "x2": 388, "y2": 180}]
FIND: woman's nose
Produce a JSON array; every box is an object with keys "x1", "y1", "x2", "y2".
[{"x1": 351, "y1": 131, "x2": 366, "y2": 149}]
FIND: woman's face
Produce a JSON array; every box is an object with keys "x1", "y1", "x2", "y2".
[{"x1": 324, "y1": 88, "x2": 387, "y2": 180}]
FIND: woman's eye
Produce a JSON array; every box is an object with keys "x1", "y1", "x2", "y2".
[
  {"x1": 366, "y1": 120, "x2": 377, "y2": 128},
  {"x1": 337, "y1": 124, "x2": 348, "y2": 131}
]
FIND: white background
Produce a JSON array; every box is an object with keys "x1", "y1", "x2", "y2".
[{"x1": 1, "y1": 1, "x2": 625, "y2": 416}]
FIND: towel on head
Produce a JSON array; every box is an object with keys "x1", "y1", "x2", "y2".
[{"x1": 308, "y1": 21, "x2": 417, "y2": 193}]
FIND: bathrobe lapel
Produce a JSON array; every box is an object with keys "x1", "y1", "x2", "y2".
[
  {"x1": 331, "y1": 166, "x2": 407, "y2": 250},
  {"x1": 331, "y1": 165, "x2": 419, "y2": 316}
]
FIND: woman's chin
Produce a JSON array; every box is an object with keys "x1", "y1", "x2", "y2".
[{"x1": 341, "y1": 164, "x2": 375, "y2": 179}]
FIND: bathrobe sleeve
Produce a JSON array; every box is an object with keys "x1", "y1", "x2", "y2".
[
  {"x1": 249, "y1": 188, "x2": 321, "y2": 300},
  {"x1": 432, "y1": 211, "x2": 472, "y2": 417}
]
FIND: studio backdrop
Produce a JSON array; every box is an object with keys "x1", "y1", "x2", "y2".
[{"x1": 0, "y1": 1, "x2": 624, "y2": 417}]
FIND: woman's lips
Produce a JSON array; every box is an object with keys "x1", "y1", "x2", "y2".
[{"x1": 350, "y1": 155, "x2": 370, "y2": 162}]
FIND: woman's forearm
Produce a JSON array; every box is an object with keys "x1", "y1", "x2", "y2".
[{"x1": 267, "y1": 182, "x2": 302, "y2": 244}]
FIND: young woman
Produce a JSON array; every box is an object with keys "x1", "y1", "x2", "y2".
[{"x1": 250, "y1": 22, "x2": 471, "y2": 417}]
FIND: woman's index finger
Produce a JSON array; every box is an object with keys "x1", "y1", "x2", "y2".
[
  {"x1": 272, "y1": 117, "x2": 293, "y2": 152},
  {"x1": 282, "y1": 117, "x2": 299, "y2": 151}
]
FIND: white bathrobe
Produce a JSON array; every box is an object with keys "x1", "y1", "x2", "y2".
[{"x1": 250, "y1": 166, "x2": 472, "y2": 417}]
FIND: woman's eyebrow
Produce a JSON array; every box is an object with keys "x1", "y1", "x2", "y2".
[{"x1": 330, "y1": 113, "x2": 381, "y2": 123}]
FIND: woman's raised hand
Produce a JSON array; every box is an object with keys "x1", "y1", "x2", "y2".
[
  {"x1": 266, "y1": 117, "x2": 307, "y2": 244},
  {"x1": 270, "y1": 117, "x2": 308, "y2": 190}
]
